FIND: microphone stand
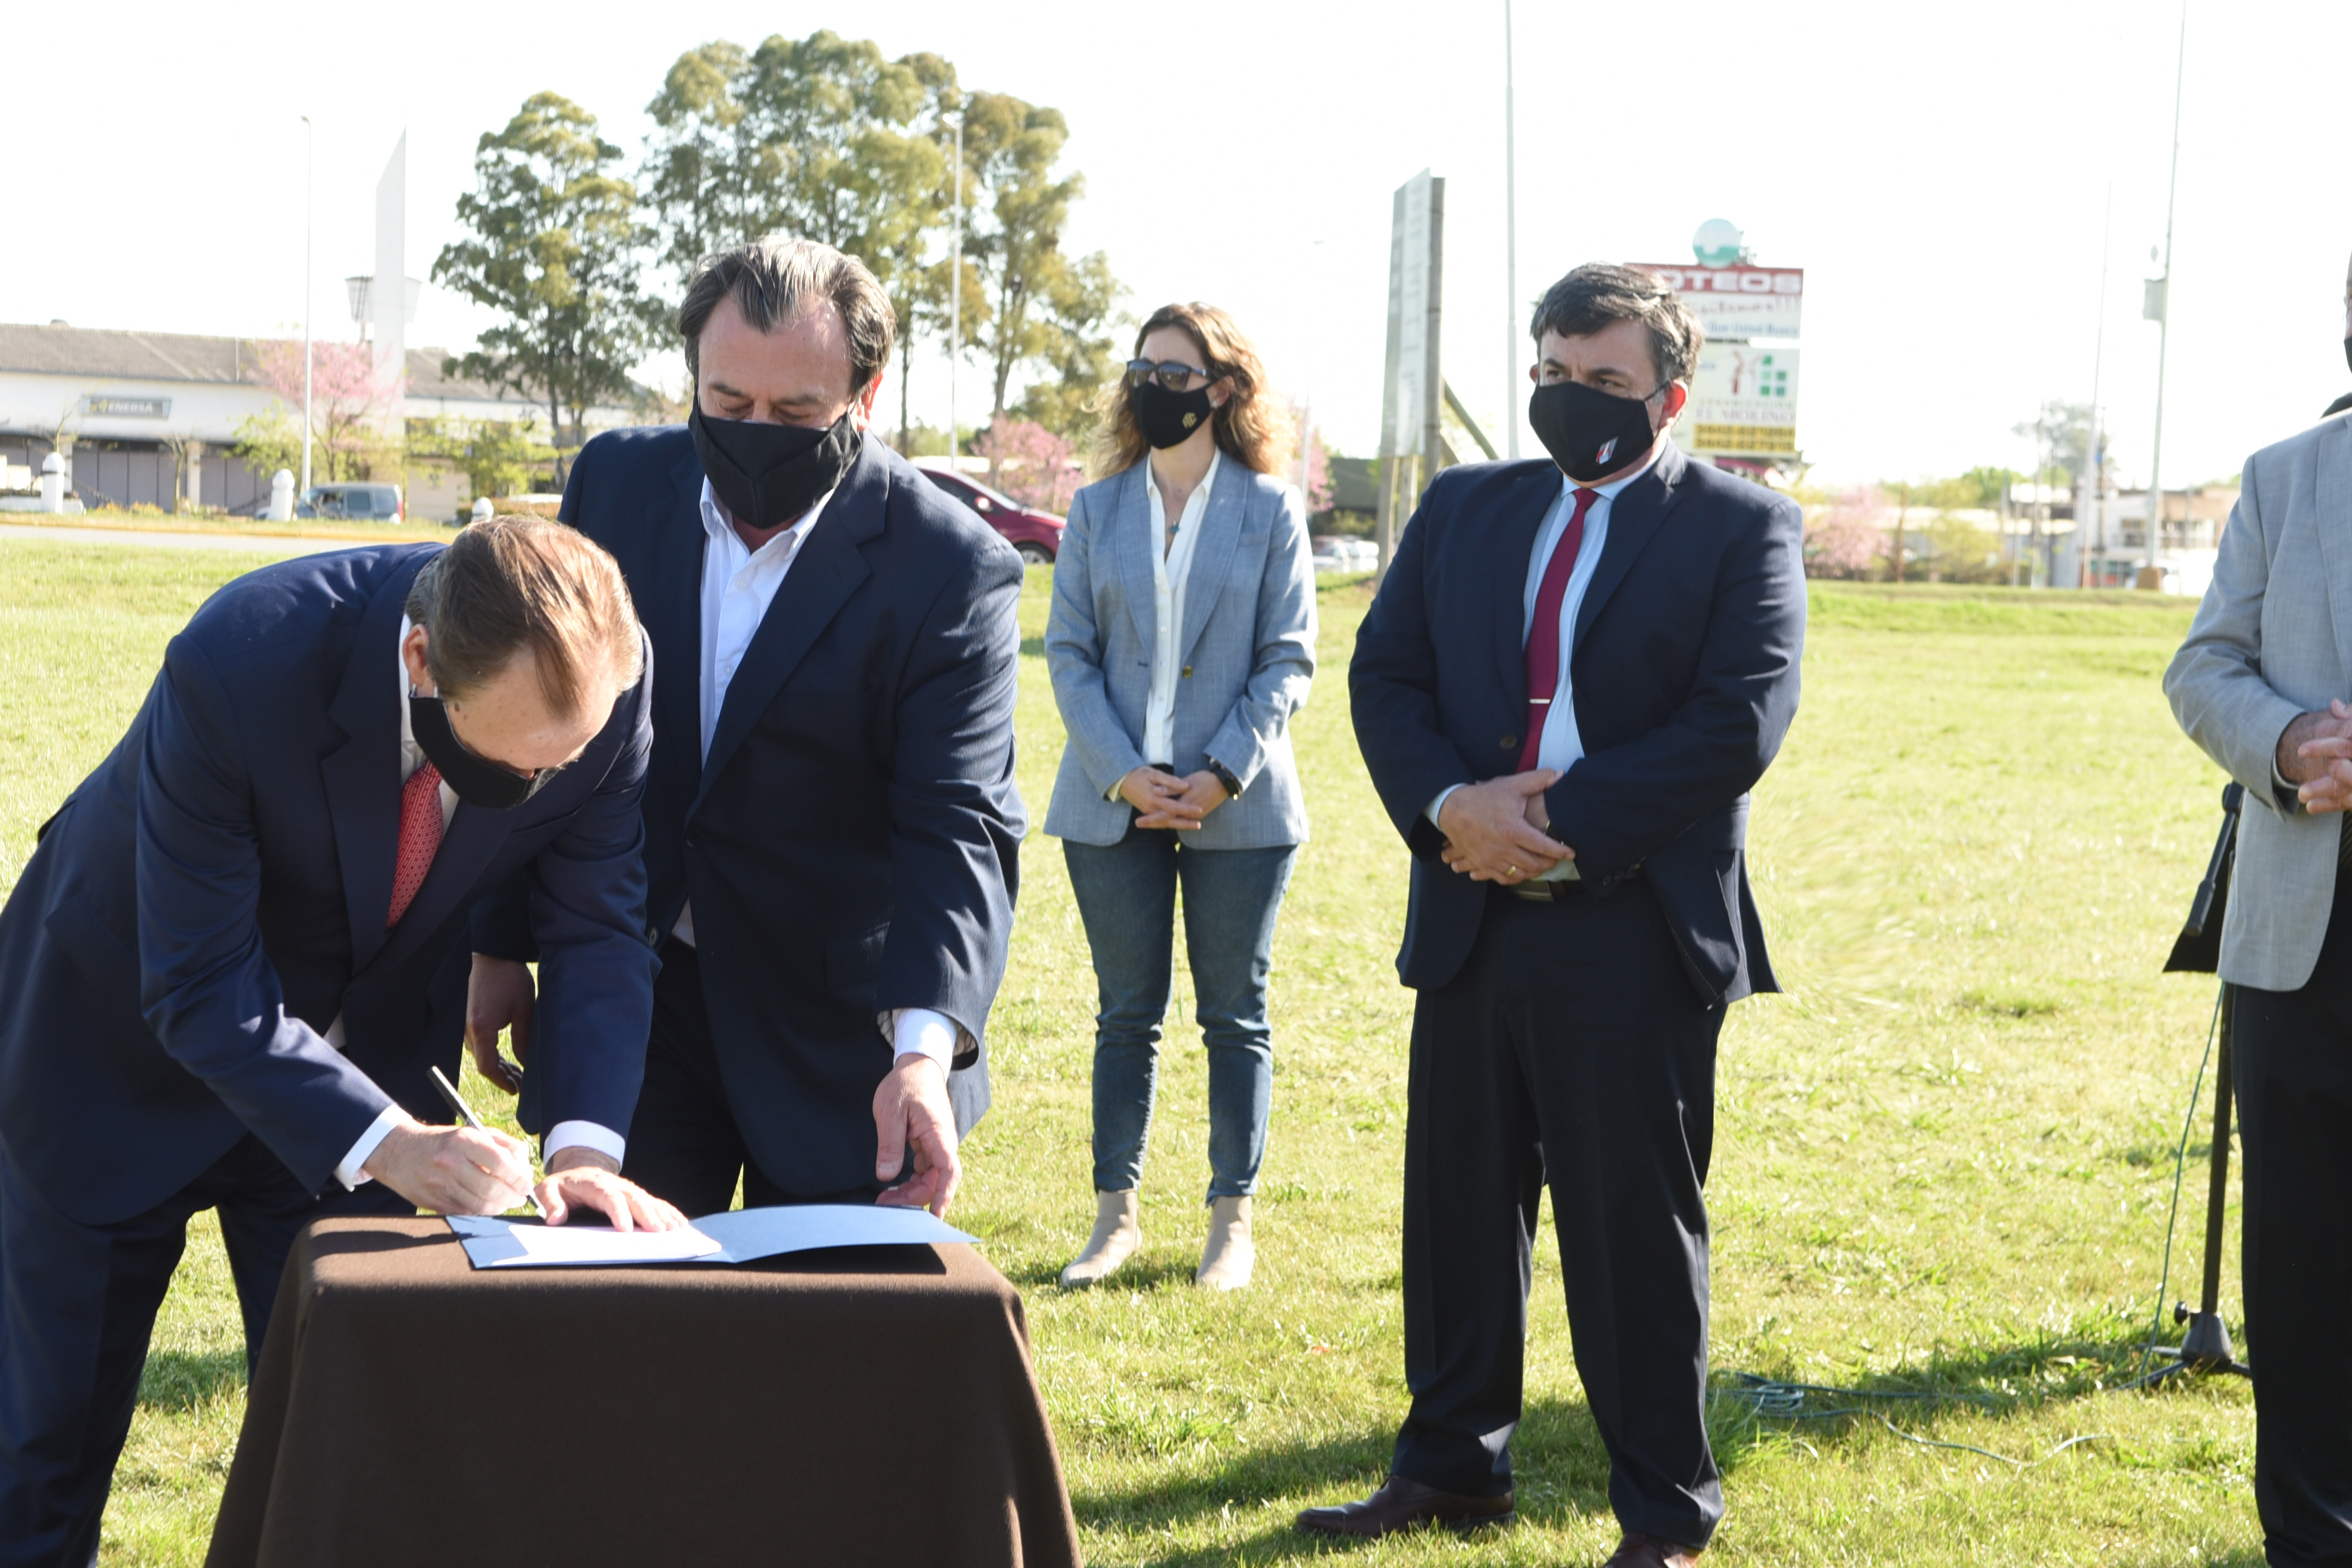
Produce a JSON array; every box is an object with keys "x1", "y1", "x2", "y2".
[{"x1": 2150, "y1": 782, "x2": 2254, "y2": 1383}]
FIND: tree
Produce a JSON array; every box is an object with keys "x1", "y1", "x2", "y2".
[
  {"x1": 1290, "y1": 404, "x2": 1335, "y2": 512},
  {"x1": 1806, "y1": 486, "x2": 1889, "y2": 579},
  {"x1": 639, "y1": 41, "x2": 764, "y2": 299},
  {"x1": 1011, "y1": 250, "x2": 1124, "y2": 443},
  {"x1": 1958, "y1": 466, "x2": 2023, "y2": 510},
  {"x1": 971, "y1": 418, "x2": 1079, "y2": 513},
  {"x1": 408, "y1": 415, "x2": 559, "y2": 502},
  {"x1": 235, "y1": 339, "x2": 400, "y2": 485},
  {"x1": 1921, "y1": 510, "x2": 2001, "y2": 582},
  {"x1": 960, "y1": 94, "x2": 1091, "y2": 430},
  {"x1": 433, "y1": 92, "x2": 652, "y2": 482}
]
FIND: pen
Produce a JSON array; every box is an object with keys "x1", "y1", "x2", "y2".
[{"x1": 428, "y1": 1064, "x2": 546, "y2": 1220}]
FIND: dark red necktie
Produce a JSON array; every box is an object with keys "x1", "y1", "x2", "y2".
[
  {"x1": 387, "y1": 761, "x2": 443, "y2": 928},
  {"x1": 1518, "y1": 487, "x2": 1598, "y2": 771}
]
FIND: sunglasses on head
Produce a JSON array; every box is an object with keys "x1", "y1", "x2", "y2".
[{"x1": 1125, "y1": 358, "x2": 1212, "y2": 391}]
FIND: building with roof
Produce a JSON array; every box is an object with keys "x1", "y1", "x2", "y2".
[{"x1": 0, "y1": 321, "x2": 641, "y2": 519}]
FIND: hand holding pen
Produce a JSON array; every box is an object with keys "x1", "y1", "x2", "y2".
[{"x1": 429, "y1": 1064, "x2": 546, "y2": 1218}]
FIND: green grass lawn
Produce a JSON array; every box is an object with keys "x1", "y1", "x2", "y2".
[{"x1": 0, "y1": 541, "x2": 2260, "y2": 1566}]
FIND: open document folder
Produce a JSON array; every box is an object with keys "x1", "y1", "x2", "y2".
[{"x1": 445, "y1": 1203, "x2": 976, "y2": 1269}]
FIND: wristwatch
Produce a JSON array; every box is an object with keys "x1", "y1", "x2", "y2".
[{"x1": 1206, "y1": 758, "x2": 1244, "y2": 799}]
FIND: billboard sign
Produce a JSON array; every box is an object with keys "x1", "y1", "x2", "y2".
[
  {"x1": 1630, "y1": 263, "x2": 1803, "y2": 341},
  {"x1": 1380, "y1": 170, "x2": 1444, "y2": 460},
  {"x1": 1676, "y1": 344, "x2": 1799, "y2": 456}
]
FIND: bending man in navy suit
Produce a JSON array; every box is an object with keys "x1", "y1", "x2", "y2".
[
  {"x1": 1309, "y1": 266, "x2": 1805, "y2": 1566},
  {"x1": 466, "y1": 237, "x2": 1024, "y2": 1218},
  {"x1": 0, "y1": 518, "x2": 682, "y2": 1567}
]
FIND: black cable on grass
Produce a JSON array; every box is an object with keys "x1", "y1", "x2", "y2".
[
  {"x1": 2127, "y1": 985, "x2": 2227, "y2": 1391},
  {"x1": 1712, "y1": 1374, "x2": 2108, "y2": 1469},
  {"x1": 1711, "y1": 967, "x2": 2234, "y2": 1469}
]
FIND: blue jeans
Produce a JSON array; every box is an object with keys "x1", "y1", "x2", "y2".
[{"x1": 1064, "y1": 831, "x2": 1298, "y2": 1202}]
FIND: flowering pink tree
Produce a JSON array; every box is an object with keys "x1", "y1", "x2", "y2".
[
  {"x1": 972, "y1": 419, "x2": 1080, "y2": 514},
  {"x1": 249, "y1": 340, "x2": 403, "y2": 481},
  {"x1": 1805, "y1": 486, "x2": 1891, "y2": 579},
  {"x1": 1290, "y1": 405, "x2": 1334, "y2": 513}
]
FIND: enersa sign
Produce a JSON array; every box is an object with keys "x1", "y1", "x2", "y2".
[{"x1": 1629, "y1": 264, "x2": 1803, "y2": 341}]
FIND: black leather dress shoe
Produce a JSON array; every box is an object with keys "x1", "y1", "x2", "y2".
[
  {"x1": 1603, "y1": 1530, "x2": 1704, "y2": 1567},
  {"x1": 1294, "y1": 1474, "x2": 1515, "y2": 1538}
]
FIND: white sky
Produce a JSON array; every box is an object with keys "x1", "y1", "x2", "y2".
[{"x1": 8, "y1": 0, "x2": 2347, "y2": 489}]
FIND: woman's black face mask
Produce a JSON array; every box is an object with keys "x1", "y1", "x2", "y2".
[
  {"x1": 1133, "y1": 379, "x2": 1218, "y2": 451},
  {"x1": 690, "y1": 400, "x2": 862, "y2": 530},
  {"x1": 408, "y1": 693, "x2": 548, "y2": 810}
]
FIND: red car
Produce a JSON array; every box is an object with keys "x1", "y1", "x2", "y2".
[{"x1": 913, "y1": 460, "x2": 1064, "y2": 565}]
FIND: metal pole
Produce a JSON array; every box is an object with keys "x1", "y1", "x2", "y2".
[
  {"x1": 1502, "y1": 0, "x2": 1520, "y2": 459},
  {"x1": 948, "y1": 115, "x2": 962, "y2": 465},
  {"x1": 2088, "y1": 180, "x2": 2112, "y2": 569},
  {"x1": 2144, "y1": 2, "x2": 2188, "y2": 578},
  {"x1": 301, "y1": 115, "x2": 314, "y2": 497}
]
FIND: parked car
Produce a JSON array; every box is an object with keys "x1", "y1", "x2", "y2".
[
  {"x1": 1312, "y1": 537, "x2": 1378, "y2": 572},
  {"x1": 299, "y1": 482, "x2": 404, "y2": 522},
  {"x1": 911, "y1": 460, "x2": 1063, "y2": 565}
]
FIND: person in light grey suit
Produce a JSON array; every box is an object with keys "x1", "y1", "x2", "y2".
[
  {"x1": 1045, "y1": 302, "x2": 1316, "y2": 1291},
  {"x1": 2167, "y1": 278, "x2": 2352, "y2": 1564}
]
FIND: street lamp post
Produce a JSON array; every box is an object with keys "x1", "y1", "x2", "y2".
[
  {"x1": 2143, "y1": 2, "x2": 2189, "y2": 580},
  {"x1": 948, "y1": 114, "x2": 963, "y2": 466},
  {"x1": 1501, "y1": 0, "x2": 1520, "y2": 459},
  {"x1": 300, "y1": 115, "x2": 314, "y2": 496}
]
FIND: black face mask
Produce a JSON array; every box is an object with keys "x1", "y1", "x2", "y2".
[
  {"x1": 409, "y1": 693, "x2": 547, "y2": 810},
  {"x1": 1133, "y1": 380, "x2": 1217, "y2": 451},
  {"x1": 1528, "y1": 379, "x2": 1664, "y2": 484},
  {"x1": 2342, "y1": 336, "x2": 2351, "y2": 376},
  {"x1": 690, "y1": 402, "x2": 862, "y2": 531}
]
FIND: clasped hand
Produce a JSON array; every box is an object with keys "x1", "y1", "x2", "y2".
[
  {"x1": 1437, "y1": 770, "x2": 1572, "y2": 884},
  {"x1": 2283, "y1": 700, "x2": 2352, "y2": 813},
  {"x1": 1118, "y1": 765, "x2": 1229, "y2": 829}
]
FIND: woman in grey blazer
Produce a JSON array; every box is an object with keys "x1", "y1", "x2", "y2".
[{"x1": 1045, "y1": 302, "x2": 1317, "y2": 1292}]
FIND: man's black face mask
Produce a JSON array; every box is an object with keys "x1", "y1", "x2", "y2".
[
  {"x1": 1527, "y1": 379, "x2": 1664, "y2": 485},
  {"x1": 409, "y1": 693, "x2": 547, "y2": 810},
  {"x1": 690, "y1": 400, "x2": 862, "y2": 530}
]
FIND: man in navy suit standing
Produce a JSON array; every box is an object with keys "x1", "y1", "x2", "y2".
[
  {"x1": 466, "y1": 237, "x2": 1024, "y2": 1219},
  {"x1": 0, "y1": 517, "x2": 683, "y2": 1566},
  {"x1": 1307, "y1": 265, "x2": 1805, "y2": 1565}
]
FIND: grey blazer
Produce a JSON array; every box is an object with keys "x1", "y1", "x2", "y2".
[
  {"x1": 1044, "y1": 457, "x2": 1316, "y2": 849},
  {"x1": 2166, "y1": 413, "x2": 2352, "y2": 991}
]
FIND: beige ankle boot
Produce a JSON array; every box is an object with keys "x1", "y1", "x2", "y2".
[
  {"x1": 1058, "y1": 1190, "x2": 1142, "y2": 1288},
  {"x1": 1195, "y1": 1195, "x2": 1254, "y2": 1290}
]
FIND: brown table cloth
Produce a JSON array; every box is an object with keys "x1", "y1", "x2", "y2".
[{"x1": 205, "y1": 1217, "x2": 1080, "y2": 1567}]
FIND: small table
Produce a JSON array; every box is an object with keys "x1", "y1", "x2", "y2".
[{"x1": 205, "y1": 1217, "x2": 1081, "y2": 1567}]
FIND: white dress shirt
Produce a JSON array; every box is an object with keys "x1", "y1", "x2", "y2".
[
  {"x1": 1426, "y1": 452, "x2": 1658, "y2": 881},
  {"x1": 336, "y1": 618, "x2": 626, "y2": 1188},
  {"x1": 1105, "y1": 451, "x2": 1223, "y2": 797},
  {"x1": 675, "y1": 479, "x2": 961, "y2": 1069}
]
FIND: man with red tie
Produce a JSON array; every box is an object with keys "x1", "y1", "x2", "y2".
[
  {"x1": 0, "y1": 517, "x2": 681, "y2": 1566},
  {"x1": 1310, "y1": 265, "x2": 1806, "y2": 1565}
]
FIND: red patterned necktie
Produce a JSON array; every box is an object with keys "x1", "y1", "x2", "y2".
[
  {"x1": 387, "y1": 761, "x2": 443, "y2": 928},
  {"x1": 1518, "y1": 487, "x2": 1599, "y2": 772}
]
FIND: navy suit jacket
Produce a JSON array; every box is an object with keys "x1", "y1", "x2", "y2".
[
  {"x1": 1350, "y1": 443, "x2": 1805, "y2": 1003},
  {"x1": 0, "y1": 546, "x2": 658, "y2": 1226},
  {"x1": 479, "y1": 427, "x2": 1025, "y2": 1198}
]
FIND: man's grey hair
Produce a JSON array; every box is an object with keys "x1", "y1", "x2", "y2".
[
  {"x1": 678, "y1": 237, "x2": 897, "y2": 394},
  {"x1": 1530, "y1": 263, "x2": 1704, "y2": 389}
]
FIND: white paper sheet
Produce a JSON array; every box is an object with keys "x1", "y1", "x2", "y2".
[
  {"x1": 694, "y1": 1203, "x2": 975, "y2": 1261},
  {"x1": 445, "y1": 1205, "x2": 974, "y2": 1269},
  {"x1": 445, "y1": 1214, "x2": 725, "y2": 1267}
]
